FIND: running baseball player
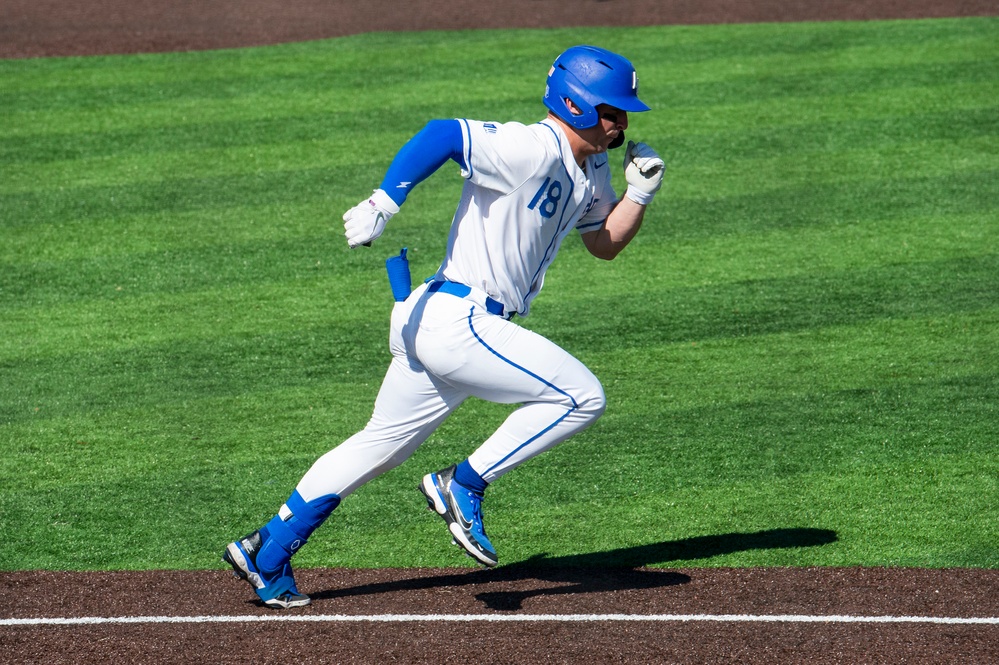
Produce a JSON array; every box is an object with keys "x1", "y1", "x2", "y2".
[{"x1": 223, "y1": 45, "x2": 665, "y2": 608}]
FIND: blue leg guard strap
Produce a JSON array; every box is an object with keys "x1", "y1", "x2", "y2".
[
  {"x1": 256, "y1": 491, "x2": 341, "y2": 574},
  {"x1": 286, "y1": 490, "x2": 341, "y2": 532}
]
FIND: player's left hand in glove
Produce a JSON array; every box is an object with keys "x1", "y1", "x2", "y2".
[
  {"x1": 623, "y1": 140, "x2": 665, "y2": 206},
  {"x1": 343, "y1": 189, "x2": 400, "y2": 248}
]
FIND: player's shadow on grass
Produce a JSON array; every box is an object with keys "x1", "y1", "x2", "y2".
[{"x1": 312, "y1": 527, "x2": 837, "y2": 611}]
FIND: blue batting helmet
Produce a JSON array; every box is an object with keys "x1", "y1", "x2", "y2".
[{"x1": 543, "y1": 45, "x2": 650, "y2": 129}]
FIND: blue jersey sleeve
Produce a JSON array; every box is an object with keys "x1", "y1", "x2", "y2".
[{"x1": 379, "y1": 119, "x2": 466, "y2": 207}]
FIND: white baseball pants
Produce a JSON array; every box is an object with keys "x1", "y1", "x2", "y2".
[{"x1": 295, "y1": 282, "x2": 606, "y2": 502}]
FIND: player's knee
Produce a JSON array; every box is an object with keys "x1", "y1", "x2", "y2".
[{"x1": 575, "y1": 379, "x2": 606, "y2": 423}]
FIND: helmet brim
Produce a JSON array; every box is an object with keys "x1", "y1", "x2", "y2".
[{"x1": 601, "y1": 95, "x2": 651, "y2": 114}]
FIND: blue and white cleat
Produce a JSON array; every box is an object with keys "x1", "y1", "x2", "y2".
[
  {"x1": 222, "y1": 529, "x2": 311, "y2": 609},
  {"x1": 420, "y1": 465, "x2": 498, "y2": 568}
]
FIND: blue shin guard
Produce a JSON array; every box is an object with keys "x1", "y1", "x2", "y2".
[{"x1": 253, "y1": 491, "x2": 340, "y2": 602}]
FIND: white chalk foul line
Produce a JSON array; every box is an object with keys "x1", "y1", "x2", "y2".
[{"x1": 3, "y1": 613, "x2": 998, "y2": 627}]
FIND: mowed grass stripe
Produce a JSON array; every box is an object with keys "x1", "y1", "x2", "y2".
[
  {"x1": 551, "y1": 208, "x2": 996, "y2": 304},
  {"x1": 670, "y1": 137, "x2": 998, "y2": 198},
  {"x1": 1, "y1": 138, "x2": 364, "y2": 194},
  {"x1": 1, "y1": 202, "x2": 343, "y2": 262},
  {"x1": 0, "y1": 316, "x2": 392, "y2": 424},
  {"x1": 596, "y1": 312, "x2": 998, "y2": 411},
  {"x1": 8, "y1": 252, "x2": 993, "y2": 388},
  {"x1": 659, "y1": 81, "x2": 996, "y2": 137},
  {"x1": 3, "y1": 145, "x2": 995, "y2": 231},
  {"x1": 0, "y1": 18, "x2": 992, "y2": 101},
  {"x1": 0, "y1": 111, "x2": 390, "y2": 165},
  {"x1": 645, "y1": 56, "x2": 999, "y2": 109},
  {"x1": 3, "y1": 101, "x2": 998, "y2": 170},
  {"x1": 3, "y1": 123, "x2": 996, "y2": 198},
  {"x1": 0, "y1": 276, "x2": 385, "y2": 357},
  {"x1": 662, "y1": 169, "x2": 999, "y2": 238},
  {"x1": 1, "y1": 164, "x2": 365, "y2": 229},
  {"x1": 0, "y1": 232, "x2": 350, "y2": 299},
  {"x1": 0, "y1": 289, "x2": 392, "y2": 391},
  {"x1": 6, "y1": 198, "x2": 992, "y2": 310},
  {"x1": 667, "y1": 107, "x2": 999, "y2": 164},
  {"x1": 2, "y1": 169, "x2": 994, "y2": 312},
  {"x1": 7, "y1": 251, "x2": 993, "y2": 426},
  {"x1": 533, "y1": 253, "x2": 999, "y2": 350},
  {"x1": 2, "y1": 42, "x2": 994, "y2": 120},
  {"x1": 2, "y1": 63, "x2": 993, "y2": 149}
]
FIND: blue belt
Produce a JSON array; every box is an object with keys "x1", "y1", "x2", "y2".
[{"x1": 427, "y1": 280, "x2": 507, "y2": 318}]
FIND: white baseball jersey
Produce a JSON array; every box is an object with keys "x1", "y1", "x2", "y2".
[{"x1": 433, "y1": 117, "x2": 617, "y2": 317}]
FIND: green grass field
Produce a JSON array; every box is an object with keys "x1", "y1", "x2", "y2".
[{"x1": 1, "y1": 18, "x2": 997, "y2": 572}]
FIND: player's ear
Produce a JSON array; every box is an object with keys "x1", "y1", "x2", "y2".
[{"x1": 564, "y1": 98, "x2": 583, "y2": 117}]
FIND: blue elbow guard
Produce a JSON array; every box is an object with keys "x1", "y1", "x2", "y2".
[{"x1": 386, "y1": 248, "x2": 411, "y2": 302}]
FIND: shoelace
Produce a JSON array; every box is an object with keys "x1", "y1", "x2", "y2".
[{"x1": 463, "y1": 488, "x2": 487, "y2": 535}]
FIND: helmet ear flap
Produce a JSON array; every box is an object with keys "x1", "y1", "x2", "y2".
[
  {"x1": 545, "y1": 67, "x2": 598, "y2": 128},
  {"x1": 560, "y1": 91, "x2": 598, "y2": 129}
]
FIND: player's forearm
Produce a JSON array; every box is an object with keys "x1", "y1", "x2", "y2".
[{"x1": 583, "y1": 197, "x2": 646, "y2": 260}]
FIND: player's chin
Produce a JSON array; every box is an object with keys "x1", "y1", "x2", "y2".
[
  {"x1": 607, "y1": 130, "x2": 625, "y2": 150},
  {"x1": 594, "y1": 137, "x2": 615, "y2": 153},
  {"x1": 587, "y1": 133, "x2": 618, "y2": 155}
]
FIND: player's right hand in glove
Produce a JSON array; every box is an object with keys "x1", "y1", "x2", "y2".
[
  {"x1": 343, "y1": 189, "x2": 400, "y2": 248},
  {"x1": 623, "y1": 140, "x2": 665, "y2": 206}
]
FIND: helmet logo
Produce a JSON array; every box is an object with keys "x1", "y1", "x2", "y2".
[{"x1": 633, "y1": 71, "x2": 638, "y2": 92}]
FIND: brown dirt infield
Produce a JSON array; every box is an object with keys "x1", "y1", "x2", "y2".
[
  {"x1": 3, "y1": 566, "x2": 998, "y2": 663},
  {"x1": 2, "y1": 1, "x2": 998, "y2": 663},
  {"x1": 2, "y1": 0, "x2": 998, "y2": 59}
]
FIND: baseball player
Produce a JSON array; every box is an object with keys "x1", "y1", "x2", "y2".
[{"x1": 223, "y1": 45, "x2": 665, "y2": 609}]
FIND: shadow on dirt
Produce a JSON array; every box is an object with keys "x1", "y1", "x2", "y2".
[{"x1": 312, "y1": 527, "x2": 837, "y2": 610}]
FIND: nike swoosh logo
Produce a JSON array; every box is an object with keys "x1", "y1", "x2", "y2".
[
  {"x1": 450, "y1": 495, "x2": 474, "y2": 530},
  {"x1": 594, "y1": 161, "x2": 607, "y2": 169}
]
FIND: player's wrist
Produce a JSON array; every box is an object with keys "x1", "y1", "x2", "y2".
[
  {"x1": 369, "y1": 189, "x2": 400, "y2": 217},
  {"x1": 625, "y1": 184, "x2": 655, "y2": 206}
]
